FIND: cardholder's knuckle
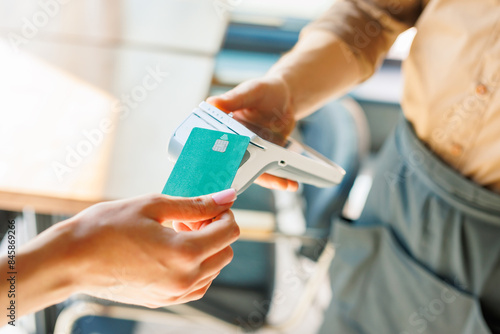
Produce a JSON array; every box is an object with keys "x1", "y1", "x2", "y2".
[
  {"x1": 175, "y1": 275, "x2": 196, "y2": 292},
  {"x1": 182, "y1": 240, "x2": 203, "y2": 263},
  {"x1": 147, "y1": 193, "x2": 165, "y2": 204},
  {"x1": 141, "y1": 194, "x2": 166, "y2": 213},
  {"x1": 225, "y1": 246, "x2": 234, "y2": 263},
  {"x1": 171, "y1": 237, "x2": 196, "y2": 263},
  {"x1": 190, "y1": 197, "x2": 208, "y2": 216},
  {"x1": 193, "y1": 286, "x2": 210, "y2": 301},
  {"x1": 231, "y1": 223, "x2": 240, "y2": 239},
  {"x1": 223, "y1": 212, "x2": 240, "y2": 239}
]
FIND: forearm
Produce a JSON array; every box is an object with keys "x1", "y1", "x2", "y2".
[
  {"x1": 267, "y1": 30, "x2": 363, "y2": 119},
  {"x1": 1, "y1": 220, "x2": 79, "y2": 326}
]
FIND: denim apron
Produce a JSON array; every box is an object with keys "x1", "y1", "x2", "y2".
[{"x1": 319, "y1": 117, "x2": 500, "y2": 334}]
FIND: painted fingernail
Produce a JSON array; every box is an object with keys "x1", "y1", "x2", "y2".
[{"x1": 212, "y1": 189, "x2": 237, "y2": 205}]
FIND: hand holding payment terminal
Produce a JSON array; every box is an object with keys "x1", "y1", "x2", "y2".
[{"x1": 165, "y1": 102, "x2": 345, "y2": 195}]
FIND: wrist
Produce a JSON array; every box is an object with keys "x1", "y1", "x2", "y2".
[
  {"x1": 16, "y1": 219, "x2": 83, "y2": 316},
  {"x1": 51, "y1": 217, "x2": 90, "y2": 293},
  {"x1": 265, "y1": 68, "x2": 297, "y2": 116}
]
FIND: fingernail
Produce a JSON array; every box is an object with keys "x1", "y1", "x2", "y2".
[{"x1": 212, "y1": 189, "x2": 237, "y2": 205}]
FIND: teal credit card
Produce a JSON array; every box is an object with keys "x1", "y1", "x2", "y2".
[{"x1": 162, "y1": 128, "x2": 250, "y2": 197}]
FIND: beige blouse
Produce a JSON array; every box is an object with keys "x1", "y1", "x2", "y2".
[{"x1": 305, "y1": 0, "x2": 500, "y2": 193}]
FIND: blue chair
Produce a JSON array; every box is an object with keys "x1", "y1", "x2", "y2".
[{"x1": 299, "y1": 97, "x2": 369, "y2": 259}]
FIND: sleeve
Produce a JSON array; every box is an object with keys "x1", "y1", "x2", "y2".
[{"x1": 302, "y1": 0, "x2": 423, "y2": 79}]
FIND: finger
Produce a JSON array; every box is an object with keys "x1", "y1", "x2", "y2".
[
  {"x1": 172, "y1": 221, "x2": 192, "y2": 232},
  {"x1": 184, "y1": 211, "x2": 240, "y2": 259},
  {"x1": 174, "y1": 281, "x2": 213, "y2": 304},
  {"x1": 187, "y1": 272, "x2": 220, "y2": 293},
  {"x1": 232, "y1": 113, "x2": 289, "y2": 146},
  {"x1": 206, "y1": 80, "x2": 262, "y2": 112},
  {"x1": 199, "y1": 246, "x2": 234, "y2": 278},
  {"x1": 255, "y1": 173, "x2": 299, "y2": 192},
  {"x1": 144, "y1": 189, "x2": 237, "y2": 223},
  {"x1": 173, "y1": 219, "x2": 211, "y2": 232}
]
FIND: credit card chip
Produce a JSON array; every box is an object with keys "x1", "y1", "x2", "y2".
[{"x1": 212, "y1": 136, "x2": 229, "y2": 153}]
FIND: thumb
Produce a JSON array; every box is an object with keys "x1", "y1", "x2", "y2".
[
  {"x1": 206, "y1": 80, "x2": 262, "y2": 112},
  {"x1": 147, "y1": 189, "x2": 237, "y2": 223}
]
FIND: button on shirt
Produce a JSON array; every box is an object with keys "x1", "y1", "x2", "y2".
[{"x1": 304, "y1": 0, "x2": 500, "y2": 193}]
